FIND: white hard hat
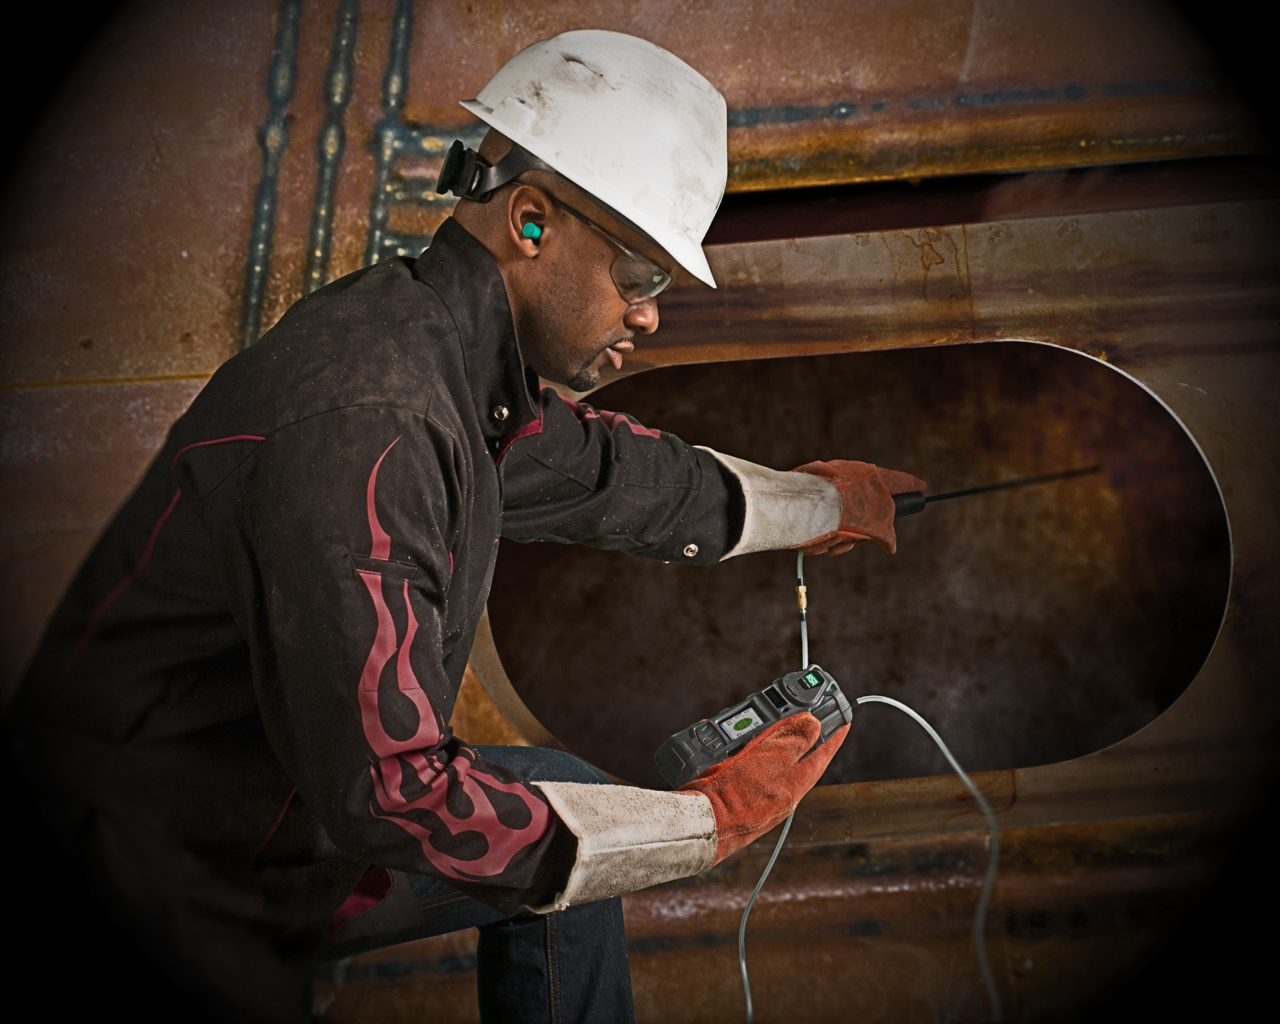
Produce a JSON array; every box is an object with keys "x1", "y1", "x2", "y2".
[{"x1": 459, "y1": 30, "x2": 727, "y2": 288}]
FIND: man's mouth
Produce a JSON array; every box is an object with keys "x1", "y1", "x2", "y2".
[{"x1": 603, "y1": 339, "x2": 634, "y2": 370}]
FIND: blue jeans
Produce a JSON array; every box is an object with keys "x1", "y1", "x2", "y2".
[{"x1": 314, "y1": 746, "x2": 634, "y2": 1023}]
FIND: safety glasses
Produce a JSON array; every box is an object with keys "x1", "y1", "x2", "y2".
[{"x1": 550, "y1": 198, "x2": 673, "y2": 302}]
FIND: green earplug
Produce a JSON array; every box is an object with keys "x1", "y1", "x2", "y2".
[{"x1": 522, "y1": 222, "x2": 542, "y2": 240}]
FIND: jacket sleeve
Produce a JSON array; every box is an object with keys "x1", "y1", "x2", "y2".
[
  {"x1": 236, "y1": 407, "x2": 568, "y2": 914},
  {"x1": 498, "y1": 387, "x2": 742, "y2": 563}
]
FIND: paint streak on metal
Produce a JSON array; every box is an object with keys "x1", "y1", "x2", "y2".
[
  {"x1": 240, "y1": 0, "x2": 301, "y2": 348},
  {"x1": 364, "y1": 0, "x2": 415, "y2": 267},
  {"x1": 304, "y1": 0, "x2": 358, "y2": 295}
]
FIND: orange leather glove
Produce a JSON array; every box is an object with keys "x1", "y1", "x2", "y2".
[
  {"x1": 790, "y1": 460, "x2": 927, "y2": 556},
  {"x1": 678, "y1": 713, "x2": 848, "y2": 866}
]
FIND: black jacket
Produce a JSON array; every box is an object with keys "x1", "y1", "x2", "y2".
[{"x1": 6, "y1": 219, "x2": 736, "y2": 1018}]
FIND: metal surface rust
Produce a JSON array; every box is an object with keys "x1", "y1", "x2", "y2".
[
  {"x1": 312, "y1": 811, "x2": 1248, "y2": 1022},
  {"x1": 1, "y1": 2, "x2": 1276, "y2": 1022}
]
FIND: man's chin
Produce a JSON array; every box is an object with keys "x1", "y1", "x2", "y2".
[{"x1": 566, "y1": 365, "x2": 601, "y2": 394}]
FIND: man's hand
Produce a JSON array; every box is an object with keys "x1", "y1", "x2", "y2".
[
  {"x1": 790, "y1": 459, "x2": 927, "y2": 556},
  {"x1": 678, "y1": 713, "x2": 847, "y2": 865}
]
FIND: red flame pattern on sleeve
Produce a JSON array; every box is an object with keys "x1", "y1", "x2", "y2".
[{"x1": 357, "y1": 438, "x2": 550, "y2": 880}]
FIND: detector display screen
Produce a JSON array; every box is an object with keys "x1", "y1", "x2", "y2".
[
  {"x1": 720, "y1": 707, "x2": 764, "y2": 738},
  {"x1": 654, "y1": 663, "x2": 851, "y2": 789}
]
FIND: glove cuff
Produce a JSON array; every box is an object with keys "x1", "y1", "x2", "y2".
[
  {"x1": 528, "y1": 783, "x2": 717, "y2": 912},
  {"x1": 696, "y1": 447, "x2": 841, "y2": 559}
]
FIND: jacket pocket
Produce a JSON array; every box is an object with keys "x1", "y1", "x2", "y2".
[{"x1": 350, "y1": 554, "x2": 423, "y2": 582}]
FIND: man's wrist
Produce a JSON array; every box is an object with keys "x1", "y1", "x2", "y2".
[
  {"x1": 526, "y1": 782, "x2": 717, "y2": 912},
  {"x1": 695, "y1": 447, "x2": 841, "y2": 559}
]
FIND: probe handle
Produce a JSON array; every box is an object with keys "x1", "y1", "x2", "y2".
[{"x1": 892, "y1": 491, "x2": 927, "y2": 518}]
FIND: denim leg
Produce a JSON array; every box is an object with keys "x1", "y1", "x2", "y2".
[
  {"x1": 471, "y1": 746, "x2": 633, "y2": 1024},
  {"x1": 477, "y1": 898, "x2": 633, "y2": 1024},
  {"x1": 470, "y1": 744, "x2": 610, "y2": 786}
]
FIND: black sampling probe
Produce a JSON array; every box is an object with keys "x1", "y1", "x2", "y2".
[{"x1": 892, "y1": 464, "x2": 1101, "y2": 518}]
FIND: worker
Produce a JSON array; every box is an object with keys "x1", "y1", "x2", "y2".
[{"x1": 5, "y1": 30, "x2": 925, "y2": 1023}]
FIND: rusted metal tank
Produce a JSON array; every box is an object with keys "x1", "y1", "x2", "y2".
[{"x1": 2, "y1": 2, "x2": 1275, "y2": 1021}]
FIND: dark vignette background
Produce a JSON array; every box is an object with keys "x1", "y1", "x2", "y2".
[{"x1": 1, "y1": 2, "x2": 1274, "y2": 1021}]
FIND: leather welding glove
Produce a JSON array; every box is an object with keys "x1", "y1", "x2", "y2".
[
  {"x1": 790, "y1": 459, "x2": 928, "y2": 556},
  {"x1": 678, "y1": 712, "x2": 848, "y2": 865},
  {"x1": 697, "y1": 447, "x2": 926, "y2": 559},
  {"x1": 529, "y1": 714, "x2": 845, "y2": 911}
]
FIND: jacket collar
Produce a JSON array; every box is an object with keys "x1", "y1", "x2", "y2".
[{"x1": 412, "y1": 218, "x2": 540, "y2": 455}]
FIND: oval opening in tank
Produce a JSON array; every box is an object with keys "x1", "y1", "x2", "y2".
[{"x1": 488, "y1": 342, "x2": 1230, "y2": 789}]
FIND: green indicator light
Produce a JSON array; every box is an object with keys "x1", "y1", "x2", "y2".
[
  {"x1": 803, "y1": 671, "x2": 822, "y2": 688},
  {"x1": 733, "y1": 718, "x2": 752, "y2": 732}
]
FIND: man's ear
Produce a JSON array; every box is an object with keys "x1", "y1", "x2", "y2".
[{"x1": 507, "y1": 184, "x2": 551, "y2": 258}]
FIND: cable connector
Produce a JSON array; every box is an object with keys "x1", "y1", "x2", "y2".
[{"x1": 795, "y1": 584, "x2": 807, "y2": 611}]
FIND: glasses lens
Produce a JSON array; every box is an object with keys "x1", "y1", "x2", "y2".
[{"x1": 611, "y1": 256, "x2": 672, "y2": 301}]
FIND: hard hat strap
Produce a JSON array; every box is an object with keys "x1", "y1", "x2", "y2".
[
  {"x1": 436, "y1": 140, "x2": 556, "y2": 204},
  {"x1": 437, "y1": 142, "x2": 660, "y2": 252}
]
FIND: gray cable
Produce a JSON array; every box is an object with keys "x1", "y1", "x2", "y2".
[
  {"x1": 855, "y1": 695, "x2": 1003, "y2": 1022},
  {"x1": 737, "y1": 552, "x2": 809, "y2": 1023},
  {"x1": 736, "y1": 553, "x2": 1003, "y2": 1023},
  {"x1": 738, "y1": 807, "x2": 794, "y2": 1024}
]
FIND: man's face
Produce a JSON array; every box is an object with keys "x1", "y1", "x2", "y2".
[{"x1": 513, "y1": 197, "x2": 669, "y2": 393}]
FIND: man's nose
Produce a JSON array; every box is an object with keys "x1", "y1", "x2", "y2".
[{"x1": 624, "y1": 298, "x2": 659, "y2": 335}]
